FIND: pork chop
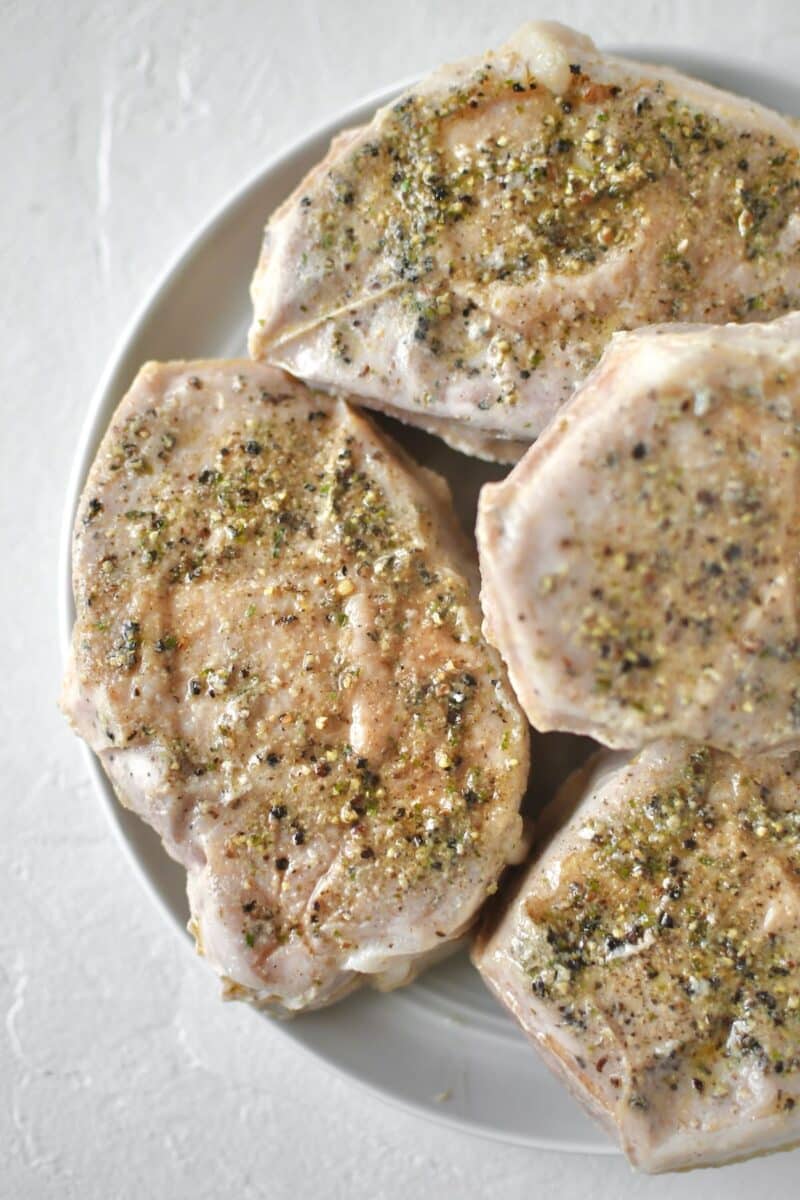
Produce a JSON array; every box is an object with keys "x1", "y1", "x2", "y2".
[
  {"x1": 61, "y1": 360, "x2": 529, "y2": 1012},
  {"x1": 249, "y1": 21, "x2": 800, "y2": 461},
  {"x1": 473, "y1": 740, "x2": 800, "y2": 1172},
  {"x1": 477, "y1": 313, "x2": 800, "y2": 756}
]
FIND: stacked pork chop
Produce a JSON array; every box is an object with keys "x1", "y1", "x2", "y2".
[{"x1": 63, "y1": 21, "x2": 800, "y2": 1171}]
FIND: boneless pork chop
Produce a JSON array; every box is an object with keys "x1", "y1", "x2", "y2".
[
  {"x1": 61, "y1": 361, "x2": 529, "y2": 1012},
  {"x1": 249, "y1": 21, "x2": 800, "y2": 460},
  {"x1": 478, "y1": 313, "x2": 800, "y2": 756},
  {"x1": 473, "y1": 741, "x2": 800, "y2": 1172}
]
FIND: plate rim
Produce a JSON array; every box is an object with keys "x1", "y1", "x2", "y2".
[{"x1": 58, "y1": 47, "x2": 800, "y2": 1157}]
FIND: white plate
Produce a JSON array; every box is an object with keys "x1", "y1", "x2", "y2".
[{"x1": 59, "y1": 49, "x2": 800, "y2": 1152}]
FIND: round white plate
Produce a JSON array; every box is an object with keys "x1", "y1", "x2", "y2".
[{"x1": 59, "y1": 49, "x2": 800, "y2": 1152}]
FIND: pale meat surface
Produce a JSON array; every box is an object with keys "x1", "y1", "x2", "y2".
[
  {"x1": 473, "y1": 741, "x2": 800, "y2": 1172},
  {"x1": 61, "y1": 361, "x2": 528, "y2": 1012},
  {"x1": 478, "y1": 313, "x2": 800, "y2": 756},
  {"x1": 250, "y1": 21, "x2": 800, "y2": 460}
]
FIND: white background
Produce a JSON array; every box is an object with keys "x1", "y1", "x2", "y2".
[{"x1": 4, "y1": 1, "x2": 800, "y2": 1196}]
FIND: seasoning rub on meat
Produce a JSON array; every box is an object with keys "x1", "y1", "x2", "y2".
[
  {"x1": 474, "y1": 741, "x2": 800, "y2": 1172},
  {"x1": 478, "y1": 313, "x2": 800, "y2": 757},
  {"x1": 62, "y1": 361, "x2": 529, "y2": 1013},
  {"x1": 250, "y1": 22, "x2": 800, "y2": 460}
]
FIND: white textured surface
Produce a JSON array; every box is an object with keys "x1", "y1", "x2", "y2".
[{"x1": 4, "y1": 2, "x2": 800, "y2": 1196}]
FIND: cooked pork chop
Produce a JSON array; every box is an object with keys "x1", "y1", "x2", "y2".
[
  {"x1": 61, "y1": 361, "x2": 528, "y2": 1012},
  {"x1": 473, "y1": 741, "x2": 800, "y2": 1172},
  {"x1": 478, "y1": 313, "x2": 800, "y2": 757},
  {"x1": 249, "y1": 21, "x2": 800, "y2": 461}
]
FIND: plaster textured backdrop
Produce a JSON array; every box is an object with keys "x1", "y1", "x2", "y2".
[{"x1": 4, "y1": 2, "x2": 800, "y2": 1197}]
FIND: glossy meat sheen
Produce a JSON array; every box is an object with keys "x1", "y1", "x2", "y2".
[
  {"x1": 473, "y1": 742, "x2": 800, "y2": 1172},
  {"x1": 249, "y1": 21, "x2": 800, "y2": 461},
  {"x1": 478, "y1": 313, "x2": 800, "y2": 756},
  {"x1": 61, "y1": 361, "x2": 528, "y2": 1012}
]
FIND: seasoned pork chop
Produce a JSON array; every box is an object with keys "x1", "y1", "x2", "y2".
[
  {"x1": 478, "y1": 313, "x2": 800, "y2": 756},
  {"x1": 61, "y1": 361, "x2": 528, "y2": 1012},
  {"x1": 249, "y1": 21, "x2": 800, "y2": 460},
  {"x1": 473, "y1": 741, "x2": 800, "y2": 1172}
]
